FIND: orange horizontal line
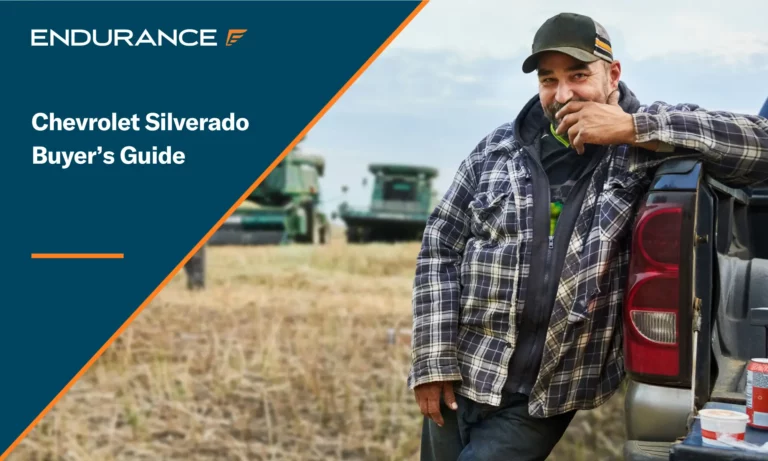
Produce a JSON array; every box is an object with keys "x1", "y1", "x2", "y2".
[{"x1": 31, "y1": 253, "x2": 124, "y2": 259}]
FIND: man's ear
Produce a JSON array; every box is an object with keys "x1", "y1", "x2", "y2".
[{"x1": 609, "y1": 60, "x2": 622, "y2": 89}]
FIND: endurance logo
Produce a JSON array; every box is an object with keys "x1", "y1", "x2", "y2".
[
  {"x1": 226, "y1": 29, "x2": 247, "y2": 46},
  {"x1": 30, "y1": 29, "x2": 248, "y2": 47}
]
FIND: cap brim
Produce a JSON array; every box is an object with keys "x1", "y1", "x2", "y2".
[{"x1": 521, "y1": 47, "x2": 600, "y2": 74}]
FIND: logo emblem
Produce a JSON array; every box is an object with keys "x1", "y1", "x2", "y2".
[{"x1": 226, "y1": 29, "x2": 247, "y2": 46}]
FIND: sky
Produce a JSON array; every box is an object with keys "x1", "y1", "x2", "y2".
[{"x1": 299, "y1": 0, "x2": 768, "y2": 222}]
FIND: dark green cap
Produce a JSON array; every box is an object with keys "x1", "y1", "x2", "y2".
[{"x1": 522, "y1": 12, "x2": 614, "y2": 74}]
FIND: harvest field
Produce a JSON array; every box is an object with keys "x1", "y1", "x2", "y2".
[{"x1": 10, "y1": 226, "x2": 627, "y2": 461}]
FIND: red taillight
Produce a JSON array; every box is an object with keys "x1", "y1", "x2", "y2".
[
  {"x1": 625, "y1": 202, "x2": 683, "y2": 377},
  {"x1": 638, "y1": 207, "x2": 682, "y2": 268}
]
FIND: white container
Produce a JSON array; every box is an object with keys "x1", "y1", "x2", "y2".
[{"x1": 699, "y1": 409, "x2": 749, "y2": 448}]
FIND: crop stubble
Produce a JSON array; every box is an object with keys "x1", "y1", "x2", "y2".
[{"x1": 10, "y1": 228, "x2": 626, "y2": 461}]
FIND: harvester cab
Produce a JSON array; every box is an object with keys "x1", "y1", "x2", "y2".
[
  {"x1": 208, "y1": 151, "x2": 330, "y2": 246},
  {"x1": 338, "y1": 163, "x2": 439, "y2": 243}
]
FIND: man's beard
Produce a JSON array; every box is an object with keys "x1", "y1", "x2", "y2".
[
  {"x1": 543, "y1": 86, "x2": 613, "y2": 130},
  {"x1": 543, "y1": 97, "x2": 587, "y2": 130}
]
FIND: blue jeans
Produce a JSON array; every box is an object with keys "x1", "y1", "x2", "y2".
[{"x1": 420, "y1": 390, "x2": 576, "y2": 461}]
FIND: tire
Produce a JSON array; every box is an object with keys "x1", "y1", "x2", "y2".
[
  {"x1": 359, "y1": 228, "x2": 373, "y2": 244},
  {"x1": 298, "y1": 202, "x2": 317, "y2": 244},
  {"x1": 346, "y1": 226, "x2": 359, "y2": 243},
  {"x1": 311, "y1": 215, "x2": 322, "y2": 244}
]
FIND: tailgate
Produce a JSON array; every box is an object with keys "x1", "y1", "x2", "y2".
[
  {"x1": 669, "y1": 403, "x2": 768, "y2": 460},
  {"x1": 669, "y1": 177, "x2": 768, "y2": 460}
]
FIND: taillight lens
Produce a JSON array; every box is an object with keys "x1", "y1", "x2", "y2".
[
  {"x1": 638, "y1": 207, "x2": 683, "y2": 268},
  {"x1": 625, "y1": 201, "x2": 684, "y2": 378},
  {"x1": 630, "y1": 310, "x2": 676, "y2": 344}
]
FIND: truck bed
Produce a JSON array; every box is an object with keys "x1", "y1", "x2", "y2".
[{"x1": 707, "y1": 178, "x2": 768, "y2": 407}]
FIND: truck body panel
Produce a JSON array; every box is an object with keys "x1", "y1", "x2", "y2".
[{"x1": 623, "y1": 154, "x2": 768, "y2": 460}]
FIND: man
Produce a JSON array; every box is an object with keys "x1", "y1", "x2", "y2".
[{"x1": 408, "y1": 12, "x2": 768, "y2": 461}]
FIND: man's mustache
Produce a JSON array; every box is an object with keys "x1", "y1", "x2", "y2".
[{"x1": 544, "y1": 98, "x2": 586, "y2": 128}]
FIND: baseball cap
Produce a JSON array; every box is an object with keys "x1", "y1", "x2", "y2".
[{"x1": 522, "y1": 12, "x2": 613, "y2": 74}]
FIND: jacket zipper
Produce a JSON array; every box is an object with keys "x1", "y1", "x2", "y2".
[
  {"x1": 521, "y1": 144, "x2": 551, "y2": 331},
  {"x1": 519, "y1": 144, "x2": 606, "y2": 383},
  {"x1": 542, "y1": 151, "x2": 604, "y2": 309}
]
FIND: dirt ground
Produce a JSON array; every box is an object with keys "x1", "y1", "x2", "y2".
[{"x1": 9, "y1": 227, "x2": 627, "y2": 461}]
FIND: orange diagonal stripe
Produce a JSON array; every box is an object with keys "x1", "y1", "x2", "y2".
[
  {"x1": 31, "y1": 253, "x2": 124, "y2": 259},
  {"x1": 0, "y1": 1, "x2": 430, "y2": 459}
]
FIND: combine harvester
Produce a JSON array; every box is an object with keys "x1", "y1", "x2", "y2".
[
  {"x1": 336, "y1": 163, "x2": 439, "y2": 243},
  {"x1": 208, "y1": 151, "x2": 331, "y2": 246}
]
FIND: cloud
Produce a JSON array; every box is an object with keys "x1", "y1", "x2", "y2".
[
  {"x1": 301, "y1": 2, "x2": 768, "y2": 221},
  {"x1": 389, "y1": 0, "x2": 768, "y2": 65},
  {"x1": 326, "y1": 51, "x2": 502, "y2": 116},
  {"x1": 328, "y1": 50, "x2": 768, "y2": 124}
]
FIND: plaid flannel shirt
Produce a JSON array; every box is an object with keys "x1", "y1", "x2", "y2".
[{"x1": 408, "y1": 99, "x2": 768, "y2": 418}]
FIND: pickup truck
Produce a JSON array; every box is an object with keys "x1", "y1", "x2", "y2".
[{"x1": 621, "y1": 153, "x2": 768, "y2": 460}]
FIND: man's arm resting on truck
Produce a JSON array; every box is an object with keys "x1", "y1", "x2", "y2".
[
  {"x1": 631, "y1": 101, "x2": 768, "y2": 187},
  {"x1": 407, "y1": 145, "x2": 484, "y2": 425},
  {"x1": 554, "y1": 99, "x2": 768, "y2": 187}
]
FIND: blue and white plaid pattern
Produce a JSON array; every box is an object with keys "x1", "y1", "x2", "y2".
[{"x1": 408, "y1": 101, "x2": 768, "y2": 418}]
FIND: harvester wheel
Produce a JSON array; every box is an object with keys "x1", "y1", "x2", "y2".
[
  {"x1": 348, "y1": 227, "x2": 373, "y2": 244},
  {"x1": 346, "y1": 226, "x2": 359, "y2": 243},
  {"x1": 360, "y1": 228, "x2": 373, "y2": 243},
  {"x1": 311, "y1": 215, "x2": 322, "y2": 244},
  {"x1": 296, "y1": 202, "x2": 317, "y2": 244}
]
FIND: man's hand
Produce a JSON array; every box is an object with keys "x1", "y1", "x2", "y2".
[
  {"x1": 414, "y1": 381, "x2": 458, "y2": 427},
  {"x1": 554, "y1": 90, "x2": 637, "y2": 154}
]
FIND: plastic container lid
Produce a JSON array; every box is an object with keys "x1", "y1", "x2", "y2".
[{"x1": 699, "y1": 409, "x2": 749, "y2": 421}]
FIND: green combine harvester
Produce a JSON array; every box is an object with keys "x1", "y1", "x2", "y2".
[
  {"x1": 208, "y1": 151, "x2": 330, "y2": 246},
  {"x1": 336, "y1": 163, "x2": 439, "y2": 243}
]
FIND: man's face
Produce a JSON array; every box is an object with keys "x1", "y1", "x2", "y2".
[{"x1": 536, "y1": 52, "x2": 621, "y2": 129}]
